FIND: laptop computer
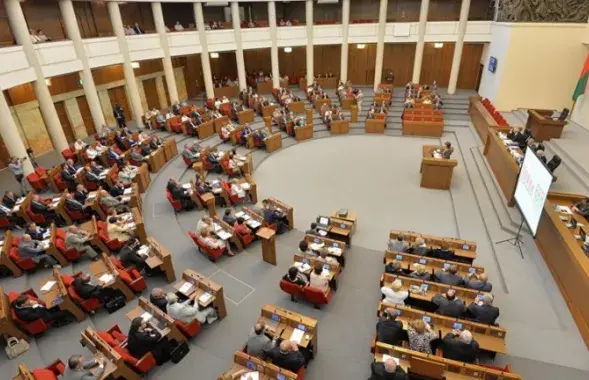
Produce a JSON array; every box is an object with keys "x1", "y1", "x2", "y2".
[{"x1": 317, "y1": 216, "x2": 330, "y2": 228}]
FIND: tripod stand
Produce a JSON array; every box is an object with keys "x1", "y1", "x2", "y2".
[{"x1": 496, "y1": 218, "x2": 525, "y2": 259}]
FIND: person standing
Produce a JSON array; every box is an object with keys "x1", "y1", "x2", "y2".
[
  {"x1": 8, "y1": 157, "x2": 27, "y2": 196},
  {"x1": 113, "y1": 103, "x2": 126, "y2": 128}
]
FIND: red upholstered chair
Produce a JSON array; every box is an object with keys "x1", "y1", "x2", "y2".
[
  {"x1": 182, "y1": 155, "x2": 194, "y2": 167},
  {"x1": 81, "y1": 175, "x2": 99, "y2": 191},
  {"x1": 68, "y1": 286, "x2": 101, "y2": 313},
  {"x1": 52, "y1": 172, "x2": 67, "y2": 192},
  {"x1": 220, "y1": 157, "x2": 239, "y2": 177},
  {"x1": 106, "y1": 324, "x2": 128, "y2": 343},
  {"x1": 31, "y1": 369, "x2": 58, "y2": 380},
  {"x1": 188, "y1": 230, "x2": 224, "y2": 262},
  {"x1": 61, "y1": 146, "x2": 76, "y2": 161},
  {"x1": 221, "y1": 180, "x2": 243, "y2": 205},
  {"x1": 8, "y1": 289, "x2": 52, "y2": 335},
  {"x1": 170, "y1": 119, "x2": 182, "y2": 133},
  {"x1": 303, "y1": 287, "x2": 332, "y2": 309},
  {"x1": 96, "y1": 220, "x2": 106, "y2": 230},
  {"x1": 117, "y1": 267, "x2": 146, "y2": 292},
  {"x1": 55, "y1": 238, "x2": 83, "y2": 261},
  {"x1": 27, "y1": 172, "x2": 47, "y2": 192},
  {"x1": 166, "y1": 189, "x2": 183, "y2": 212},
  {"x1": 174, "y1": 319, "x2": 202, "y2": 338},
  {"x1": 235, "y1": 229, "x2": 254, "y2": 246},
  {"x1": 9, "y1": 247, "x2": 36, "y2": 271},
  {"x1": 0, "y1": 216, "x2": 13, "y2": 230},
  {"x1": 206, "y1": 98, "x2": 214, "y2": 110},
  {"x1": 26, "y1": 205, "x2": 48, "y2": 225},
  {"x1": 279, "y1": 279, "x2": 305, "y2": 302},
  {"x1": 113, "y1": 345, "x2": 156, "y2": 374},
  {"x1": 45, "y1": 359, "x2": 66, "y2": 376},
  {"x1": 98, "y1": 229, "x2": 125, "y2": 252}
]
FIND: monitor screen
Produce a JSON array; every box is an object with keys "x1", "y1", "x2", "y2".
[
  {"x1": 581, "y1": 227, "x2": 586, "y2": 241},
  {"x1": 333, "y1": 242, "x2": 339, "y2": 247},
  {"x1": 462, "y1": 244, "x2": 470, "y2": 250},
  {"x1": 422, "y1": 316, "x2": 431, "y2": 323},
  {"x1": 277, "y1": 374, "x2": 286, "y2": 380},
  {"x1": 571, "y1": 218, "x2": 578, "y2": 229},
  {"x1": 468, "y1": 267, "x2": 476, "y2": 274},
  {"x1": 453, "y1": 322, "x2": 463, "y2": 330},
  {"x1": 297, "y1": 324, "x2": 306, "y2": 331},
  {"x1": 443, "y1": 263, "x2": 450, "y2": 270},
  {"x1": 488, "y1": 56, "x2": 497, "y2": 73},
  {"x1": 302, "y1": 258, "x2": 309, "y2": 264},
  {"x1": 419, "y1": 259, "x2": 427, "y2": 264},
  {"x1": 246, "y1": 361, "x2": 255, "y2": 370},
  {"x1": 271, "y1": 314, "x2": 279, "y2": 322},
  {"x1": 318, "y1": 216, "x2": 329, "y2": 225},
  {"x1": 313, "y1": 238, "x2": 320, "y2": 243},
  {"x1": 514, "y1": 148, "x2": 553, "y2": 236},
  {"x1": 396, "y1": 254, "x2": 403, "y2": 260},
  {"x1": 323, "y1": 264, "x2": 330, "y2": 271}
]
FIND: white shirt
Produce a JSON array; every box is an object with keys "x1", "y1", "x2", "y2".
[
  {"x1": 86, "y1": 147, "x2": 98, "y2": 159},
  {"x1": 381, "y1": 287, "x2": 409, "y2": 306},
  {"x1": 310, "y1": 272, "x2": 330, "y2": 293},
  {"x1": 196, "y1": 220, "x2": 209, "y2": 234},
  {"x1": 231, "y1": 183, "x2": 246, "y2": 198},
  {"x1": 175, "y1": 23, "x2": 184, "y2": 31}
]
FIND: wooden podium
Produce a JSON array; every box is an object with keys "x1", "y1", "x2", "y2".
[
  {"x1": 256, "y1": 227, "x2": 277, "y2": 265},
  {"x1": 420, "y1": 145, "x2": 457, "y2": 190},
  {"x1": 526, "y1": 109, "x2": 566, "y2": 142}
]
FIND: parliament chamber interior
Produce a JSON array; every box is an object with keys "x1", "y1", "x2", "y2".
[{"x1": 0, "y1": 0, "x2": 589, "y2": 379}]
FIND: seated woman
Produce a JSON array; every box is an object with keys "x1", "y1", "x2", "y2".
[
  {"x1": 127, "y1": 317, "x2": 176, "y2": 365},
  {"x1": 283, "y1": 266, "x2": 309, "y2": 286},
  {"x1": 118, "y1": 164, "x2": 138, "y2": 186},
  {"x1": 199, "y1": 229, "x2": 235, "y2": 256},
  {"x1": 220, "y1": 123, "x2": 235, "y2": 142},
  {"x1": 230, "y1": 179, "x2": 250, "y2": 203},
  {"x1": 309, "y1": 263, "x2": 330, "y2": 293}
]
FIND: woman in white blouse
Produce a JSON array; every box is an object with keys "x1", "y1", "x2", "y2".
[
  {"x1": 380, "y1": 280, "x2": 409, "y2": 306},
  {"x1": 309, "y1": 263, "x2": 330, "y2": 293},
  {"x1": 230, "y1": 179, "x2": 250, "y2": 203}
]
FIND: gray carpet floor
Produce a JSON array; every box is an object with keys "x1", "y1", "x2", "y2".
[{"x1": 0, "y1": 87, "x2": 588, "y2": 379}]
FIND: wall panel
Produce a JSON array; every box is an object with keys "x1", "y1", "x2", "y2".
[
  {"x1": 383, "y1": 43, "x2": 416, "y2": 86},
  {"x1": 177, "y1": 55, "x2": 203, "y2": 98},
  {"x1": 143, "y1": 78, "x2": 160, "y2": 110},
  {"x1": 92, "y1": 64, "x2": 125, "y2": 86},
  {"x1": 348, "y1": 44, "x2": 377, "y2": 85},
  {"x1": 244, "y1": 48, "x2": 271, "y2": 75},
  {"x1": 457, "y1": 43, "x2": 484, "y2": 89},
  {"x1": 162, "y1": 3, "x2": 196, "y2": 29},
  {"x1": 54, "y1": 101, "x2": 76, "y2": 144},
  {"x1": 107, "y1": 86, "x2": 130, "y2": 122},
  {"x1": 314, "y1": 45, "x2": 341, "y2": 78},
  {"x1": 210, "y1": 51, "x2": 238, "y2": 80},
  {"x1": 420, "y1": 42, "x2": 455, "y2": 87},
  {"x1": 73, "y1": 2, "x2": 98, "y2": 40},
  {"x1": 6, "y1": 83, "x2": 37, "y2": 106},
  {"x1": 120, "y1": 2, "x2": 155, "y2": 33},
  {"x1": 278, "y1": 46, "x2": 306, "y2": 82},
  {"x1": 76, "y1": 96, "x2": 96, "y2": 136},
  {"x1": 0, "y1": 3, "x2": 14, "y2": 46},
  {"x1": 91, "y1": 3, "x2": 114, "y2": 37},
  {"x1": 48, "y1": 72, "x2": 81, "y2": 97}
]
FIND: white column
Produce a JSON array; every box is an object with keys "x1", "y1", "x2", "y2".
[
  {"x1": 59, "y1": 0, "x2": 106, "y2": 129},
  {"x1": 0, "y1": 93, "x2": 34, "y2": 175},
  {"x1": 108, "y1": 1, "x2": 144, "y2": 126},
  {"x1": 305, "y1": 0, "x2": 314, "y2": 85},
  {"x1": 231, "y1": 1, "x2": 247, "y2": 91},
  {"x1": 268, "y1": 1, "x2": 280, "y2": 88},
  {"x1": 340, "y1": 0, "x2": 350, "y2": 82},
  {"x1": 194, "y1": 3, "x2": 215, "y2": 99},
  {"x1": 412, "y1": 0, "x2": 430, "y2": 83},
  {"x1": 152, "y1": 2, "x2": 179, "y2": 104},
  {"x1": 5, "y1": 0, "x2": 69, "y2": 153},
  {"x1": 447, "y1": 0, "x2": 471, "y2": 95},
  {"x1": 373, "y1": 0, "x2": 388, "y2": 91}
]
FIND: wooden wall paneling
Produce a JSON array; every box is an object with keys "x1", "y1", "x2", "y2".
[
  {"x1": 162, "y1": 77, "x2": 171, "y2": 106},
  {"x1": 92, "y1": 65, "x2": 125, "y2": 86},
  {"x1": 143, "y1": 78, "x2": 161, "y2": 110},
  {"x1": 0, "y1": 134, "x2": 10, "y2": 169},
  {"x1": 383, "y1": 43, "x2": 416, "y2": 86},
  {"x1": 347, "y1": 44, "x2": 376, "y2": 85},
  {"x1": 107, "y1": 87, "x2": 131, "y2": 122},
  {"x1": 91, "y1": 2, "x2": 113, "y2": 37},
  {"x1": 6, "y1": 83, "x2": 36, "y2": 106},
  {"x1": 457, "y1": 44, "x2": 484, "y2": 90},
  {"x1": 428, "y1": 0, "x2": 461, "y2": 21},
  {"x1": 0, "y1": 4, "x2": 14, "y2": 46},
  {"x1": 350, "y1": 0, "x2": 380, "y2": 21},
  {"x1": 276, "y1": 2, "x2": 305, "y2": 22},
  {"x1": 54, "y1": 101, "x2": 76, "y2": 144},
  {"x1": 119, "y1": 2, "x2": 142, "y2": 30},
  {"x1": 21, "y1": 0, "x2": 66, "y2": 41},
  {"x1": 278, "y1": 46, "x2": 306, "y2": 82},
  {"x1": 313, "y1": 4, "x2": 341, "y2": 23},
  {"x1": 210, "y1": 52, "x2": 238, "y2": 80},
  {"x1": 469, "y1": 0, "x2": 493, "y2": 21},
  {"x1": 314, "y1": 45, "x2": 341, "y2": 78},
  {"x1": 244, "y1": 48, "x2": 271, "y2": 75},
  {"x1": 76, "y1": 96, "x2": 96, "y2": 136},
  {"x1": 137, "y1": 3, "x2": 156, "y2": 32},
  {"x1": 386, "y1": 0, "x2": 420, "y2": 22},
  {"x1": 133, "y1": 59, "x2": 164, "y2": 77},
  {"x1": 73, "y1": 2, "x2": 98, "y2": 39},
  {"x1": 181, "y1": 55, "x2": 204, "y2": 98},
  {"x1": 247, "y1": 2, "x2": 269, "y2": 22},
  {"x1": 420, "y1": 42, "x2": 455, "y2": 87},
  {"x1": 162, "y1": 3, "x2": 195, "y2": 30},
  {"x1": 202, "y1": 7, "x2": 226, "y2": 23},
  {"x1": 48, "y1": 73, "x2": 82, "y2": 97}
]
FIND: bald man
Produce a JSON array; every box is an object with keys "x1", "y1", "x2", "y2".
[
  {"x1": 463, "y1": 272, "x2": 492, "y2": 292},
  {"x1": 265, "y1": 340, "x2": 306, "y2": 373},
  {"x1": 432, "y1": 289, "x2": 466, "y2": 318},
  {"x1": 246, "y1": 322, "x2": 276, "y2": 358},
  {"x1": 369, "y1": 357, "x2": 409, "y2": 380},
  {"x1": 468, "y1": 294, "x2": 500, "y2": 325},
  {"x1": 150, "y1": 288, "x2": 168, "y2": 312}
]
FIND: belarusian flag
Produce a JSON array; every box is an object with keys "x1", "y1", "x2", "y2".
[{"x1": 573, "y1": 54, "x2": 589, "y2": 101}]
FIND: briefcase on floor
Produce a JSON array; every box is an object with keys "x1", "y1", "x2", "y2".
[
  {"x1": 105, "y1": 295, "x2": 126, "y2": 314},
  {"x1": 170, "y1": 341, "x2": 190, "y2": 363}
]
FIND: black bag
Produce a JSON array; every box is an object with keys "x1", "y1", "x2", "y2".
[
  {"x1": 170, "y1": 341, "x2": 190, "y2": 363},
  {"x1": 105, "y1": 295, "x2": 126, "y2": 314}
]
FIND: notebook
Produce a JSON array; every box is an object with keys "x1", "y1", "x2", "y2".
[
  {"x1": 178, "y1": 282, "x2": 194, "y2": 295},
  {"x1": 199, "y1": 292, "x2": 213, "y2": 304},
  {"x1": 290, "y1": 328, "x2": 304, "y2": 344}
]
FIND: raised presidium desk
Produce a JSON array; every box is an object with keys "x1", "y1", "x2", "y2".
[
  {"x1": 535, "y1": 191, "x2": 589, "y2": 349},
  {"x1": 173, "y1": 269, "x2": 228, "y2": 320},
  {"x1": 420, "y1": 145, "x2": 457, "y2": 190},
  {"x1": 525, "y1": 109, "x2": 566, "y2": 142},
  {"x1": 402, "y1": 109, "x2": 444, "y2": 137},
  {"x1": 389, "y1": 230, "x2": 477, "y2": 264},
  {"x1": 373, "y1": 342, "x2": 522, "y2": 380},
  {"x1": 218, "y1": 305, "x2": 317, "y2": 380},
  {"x1": 483, "y1": 130, "x2": 521, "y2": 207}
]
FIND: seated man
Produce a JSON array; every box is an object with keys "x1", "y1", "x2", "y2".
[
  {"x1": 385, "y1": 260, "x2": 405, "y2": 276},
  {"x1": 65, "y1": 355, "x2": 106, "y2": 380},
  {"x1": 65, "y1": 193, "x2": 87, "y2": 215},
  {"x1": 84, "y1": 166, "x2": 106, "y2": 189},
  {"x1": 73, "y1": 273, "x2": 119, "y2": 304},
  {"x1": 376, "y1": 308, "x2": 404, "y2": 346},
  {"x1": 463, "y1": 272, "x2": 492, "y2": 292},
  {"x1": 107, "y1": 216, "x2": 134, "y2": 243},
  {"x1": 109, "y1": 181, "x2": 126, "y2": 197},
  {"x1": 200, "y1": 229, "x2": 235, "y2": 256},
  {"x1": 230, "y1": 179, "x2": 251, "y2": 204},
  {"x1": 467, "y1": 294, "x2": 500, "y2": 325},
  {"x1": 262, "y1": 199, "x2": 288, "y2": 233},
  {"x1": 18, "y1": 234, "x2": 60, "y2": 268},
  {"x1": 368, "y1": 357, "x2": 408, "y2": 380},
  {"x1": 317, "y1": 249, "x2": 338, "y2": 265},
  {"x1": 12, "y1": 294, "x2": 72, "y2": 325},
  {"x1": 220, "y1": 123, "x2": 235, "y2": 141},
  {"x1": 99, "y1": 189, "x2": 131, "y2": 214},
  {"x1": 2, "y1": 191, "x2": 18, "y2": 208},
  {"x1": 434, "y1": 265, "x2": 463, "y2": 286},
  {"x1": 166, "y1": 293, "x2": 217, "y2": 324},
  {"x1": 309, "y1": 263, "x2": 330, "y2": 293},
  {"x1": 61, "y1": 159, "x2": 78, "y2": 190},
  {"x1": 25, "y1": 222, "x2": 47, "y2": 241},
  {"x1": 246, "y1": 322, "x2": 277, "y2": 358},
  {"x1": 223, "y1": 208, "x2": 237, "y2": 226},
  {"x1": 118, "y1": 164, "x2": 138, "y2": 187},
  {"x1": 298, "y1": 240, "x2": 312, "y2": 255},
  {"x1": 265, "y1": 340, "x2": 307, "y2": 374},
  {"x1": 205, "y1": 151, "x2": 222, "y2": 173},
  {"x1": 409, "y1": 237, "x2": 429, "y2": 255},
  {"x1": 304, "y1": 223, "x2": 318, "y2": 236},
  {"x1": 65, "y1": 226, "x2": 99, "y2": 260},
  {"x1": 442, "y1": 330, "x2": 479, "y2": 364},
  {"x1": 89, "y1": 161, "x2": 104, "y2": 176},
  {"x1": 130, "y1": 146, "x2": 147, "y2": 165},
  {"x1": 282, "y1": 266, "x2": 309, "y2": 286},
  {"x1": 432, "y1": 289, "x2": 466, "y2": 318},
  {"x1": 74, "y1": 184, "x2": 89, "y2": 204},
  {"x1": 572, "y1": 197, "x2": 589, "y2": 219},
  {"x1": 30, "y1": 195, "x2": 60, "y2": 222},
  {"x1": 107, "y1": 147, "x2": 124, "y2": 166},
  {"x1": 429, "y1": 241, "x2": 455, "y2": 261},
  {"x1": 387, "y1": 234, "x2": 408, "y2": 252},
  {"x1": 150, "y1": 288, "x2": 168, "y2": 312},
  {"x1": 167, "y1": 178, "x2": 195, "y2": 210}
]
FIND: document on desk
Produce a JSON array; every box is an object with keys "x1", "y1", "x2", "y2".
[
  {"x1": 182, "y1": 183, "x2": 192, "y2": 190},
  {"x1": 138, "y1": 246, "x2": 150, "y2": 257},
  {"x1": 199, "y1": 292, "x2": 213, "y2": 304},
  {"x1": 121, "y1": 196, "x2": 131, "y2": 203},
  {"x1": 327, "y1": 247, "x2": 342, "y2": 256},
  {"x1": 178, "y1": 281, "x2": 194, "y2": 295},
  {"x1": 124, "y1": 188, "x2": 133, "y2": 195},
  {"x1": 16, "y1": 197, "x2": 24, "y2": 205},
  {"x1": 99, "y1": 274, "x2": 114, "y2": 284},
  {"x1": 294, "y1": 262, "x2": 311, "y2": 272},
  {"x1": 242, "y1": 372, "x2": 259, "y2": 380},
  {"x1": 309, "y1": 243, "x2": 324, "y2": 251},
  {"x1": 290, "y1": 328, "x2": 305, "y2": 344},
  {"x1": 212, "y1": 223, "x2": 222, "y2": 232},
  {"x1": 42, "y1": 231, "x2": 51, "y2": 239},
  {"x1": 41, "y1": 280, "x2": 56, "y2": 292},
  {"x1": 235, "y1": 211, "x2": 245, "y2": 218},
  {"x1": 141, "y1": 312, "x2": 153, "y2": 321},
  {"x1": 12, "y1": 205, "x2": 20, "y2": 212},
  {"x1": 381, "y1": 354, "x2": 400, "y2": 365},
  {"x1": 240, "y1": 183, "x2": 251, "y2": 190},
  {"x1": 555, "y1": 205, "x2": 572, "y2": 214},
  {"x1": 126, "y1": 223, "x2": 136, "y2": 230},
  {"x1": 41, "y1": 240, "x2": 51, "y2": 249},
  {"x1": 217, "y1": 230, "x2": 232, "y2": 240},
  {"x1": 247, "y1": 220, "x2": 261, "y2": 228}
]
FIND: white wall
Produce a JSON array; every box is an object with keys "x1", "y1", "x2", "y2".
[{"x1": 479, "y1": 23, "x2": 587, "y2": 113}]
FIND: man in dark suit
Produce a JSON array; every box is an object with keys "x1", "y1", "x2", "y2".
[
  {"x1": 12, "y1": 294, "x2": 71, "y2": 324},
  {"x1": 385, "y1": 260, "x2": 405, "y2": 276},
  {"x1": 150, "y1": 288, "x2": 168, "y2": 313},
  {"x1": 368, "y1": 358, "x2": 408, "y2": 380},
  {"x1": 304, "y1": 222, "x2": 318, "y2": 236},
  {"x1": 429, "y1": 241, "x2": 455, "y2": 260},
  {"x1": 74, "y1": 184, "x2": 89, "y2": 204},
  {"x1": 265, "y1": 340, "x2": 307, "y2": 373},
  {"x1": 113, "y1": 103, "x2": 126, "y2": 128},
  {"x1": 463, "y1": 272, "x2": 492, "y2": 292},
  {"x1": 61, "y1": 159, "x2": 77, "y2": 190},
  {"x1": 442, "y1": 330, "x2": 479, "y2": 364},
  {"x1": 109, "y1": 181, "x2": 126, "y2": 197},
  {"x1": 223, "y1": 209, "x2": 237, "y2": 226},
  {"x1": 432, "y1": 289, "x2": 466, "y2": 318},
  {"x1": 73, "y1": 273, "x2": 117, "y2": 304},
  {"x1": 30, "y1": 195, "x2": 60, "y2": 223},
  {"x1": 89, "y1": 161, "x2": 104, "y2": 176},
  {"x1": 167, "y1": 178, "x2": 194, "y2": 209},
  {"x1": 467, "y1": 294, "x2": 500, "y2": 325},
  {"x1": 376, "y1": 309, "x2": 404, "y2": 346},
  {"x1": 434, "y1": 265, "x2": 463, "y2": 286},
  {"x1": 65, "y1": 193, "x2": 87, "y2": 215},
  {"x1": 3, "y1": 191, "x2": 17, "y2": 208},
  {"x1": 25, "y1": 222, "x2": 47, "y2": 241}
]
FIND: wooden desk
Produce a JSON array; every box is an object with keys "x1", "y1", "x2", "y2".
[
  {"x1": 212, "y1": 216, "x2": 244, "y2": 252},
  {"x1": 214, "y1": 85, "x2": 239, "y2": 99},
  {"x1": 81, "y1": 327, "x2": 138, "y2": 380},
  {"x1": 238, "y1": 109, "x2": 255, "y2": 125},
  {"x1": 293, "y1": 252, "x2": 340, "y2": 290},
  {"x1": 133, "y1": 163, "x2": 150, "y2": 194},
  {"x1": 47, "y1": 166, "x2": 62, "y2": 194},
  {"x1": 257, "y1": 80, "x2": 273, "y2": 94},
  {"x1": 366, "y1": 119, "x2": 386, "y2": 134},
  {"x1": 305, "y1": 108, "x2": 314, "y2": 126},
  {"x1": 377, "y1": 303, "x2": 507, "y2": 355},
  {"x1": 173, "y1": 269, "x2": 227, "y2": 319},
  {"x1": 163, "y1": 138, "x2": 178, "y2": 162},
  {"x1": 218, "y1": 351, "x2": 298, "y2": 380},
  {"x1": 0, "y1": 286, "x2": 28, "y2": 340},
  {"x1": 257, "y1": 227, "x2": 277, "y2": 265},
  {"x1": 143, "y1": 237, "x2": 176, "y2": 283},
  {"x1": 266, "y1": 197, "x2": 293, "y2": 229},
  {"x1": 295, "y1": 123, "x2": 313, "y2": 142},
  {"x1": 131, "y1": 207, "x2": 147, "y2": 243},
  {"x1": 125, "y1": 297, "x2": 185, "y2": 343},
  {"x1": 1, "y1": 231, "x2": 22, "y2": 277},
  {"x1": 483, "y1": 131, "x2": 519, "y2": 206},
  {"x1": 468, "y1": 95, "x2": 500, "y2": 144},
  {"x1": 196, "y1": 120, "x2": 214, "y2": 140},
  {"x1": 316, "y1": 77, "x2": 337, "y2": 88},
  {"x1": 374, "y1": 342, "x2": 521, "y2": 379},
  {"x1": 12, "y1": 192, "x2": 33, "y2": 224},
  {"x1": 46, "y1": 224, "x2": 69, "y2": 267},
  {"x1": 259, "y1": 304, "x2": 318, "y2": 354},
  {"x1": 331, "y1": 120, "x2": 350, "y2": 134},
  {"x1": 535, "y1": 192, "x2": 589, "y2": 349},
  {"x1": 314, "y1": 99, "x2": 331, "y2": 112},
  {"x1": 327, "y1": 217, "x2": 353, "y2": 246},
  {"x1": 80, "y1": 216, "x2": 110, "y2": 254},
  {"x1": 147, "y1": 147, "x2": 166, "y2": 173},
  {"x1": 304, "y1": 234, "x2": 347, "y2": 267},
  {"x1": 89, "y1": 253, "x2": 134, "y2": 301},
  {"x1": 213, "y1": 115, "x2": 230, "y2": 133},
  {"x1": 389, "y1": 230, "x2": 477, "y2": 263},
  {"x1": 262, "y1": 104, "x2": 279, "y2": 118},
  {"x1": 39, "y1": 269, "x2": 85, "y2": 321},
  {"x1": 265, "y1": 132, "x2": 283, "y2": 153},
  {"x1": 383, "y1": 251, "x2": 482, "y2": 278},
  {"x1": 526, "y1": 109, "x2": 566, "y2": 142},
  {"x1": 330, "y1": 210, "x2": 357, "y2": 234},
  {"x1": 420, "y1": 145, "x2": 458, "y2": 190},
  {"x1": 290, "y1": 101, "x2": 305, "y2": 114},
  {"x1": 402, "y1": 113, "x2": 444, "y2": 138}
]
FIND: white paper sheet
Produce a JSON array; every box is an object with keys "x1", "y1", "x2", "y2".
[
  {"x1": 290, "y1": 328, "x2": 304, "y2": 344},
  {"x1": 178, "y1": 282, "x2": 194, "y2": 294},
  {"x1": 381, "y1": 354, "x2": 400, "y2": 364},
  {"x1": 99, "y1": 274, "x2": 114, "y2": 283},
  {"x1": 141, "y1": 312, "x2": 152, "y2": 321},
  {"x1": 41, "y1": 281, "x2": 56, "y2": 292}
]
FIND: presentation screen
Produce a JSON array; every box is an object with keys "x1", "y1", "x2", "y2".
[{"x1": 514, "y1": 148, "x2": 553, "y2": 236}]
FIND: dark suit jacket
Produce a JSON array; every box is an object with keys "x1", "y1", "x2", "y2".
[
  {"x1": 26, "y1": 227, "x2": 47, "y2": 241},
  {"x1": 429, "y1": 248, "x2": 454, "y2": 260},
  {"x1": 376, "y1": 318, "x2": 404, "y2": 346},
  {"x1": 369, "y1": 362, "x2": 408, "y2": 380},
  {"x1": 127, "y1": 329, "x2": 162, "y2": 359},
  {"x1": 265, "y1": 347, "x2": 306, "y2": 373},
  {"x1": 73, "y1": 278, "x2": 102, "y2": 300},
  {"x1": 66, "y1": 199, "x2": 84, "y2": 211},
  {"x1": 223, "y1": 215, "x2": 237, "y2": 226},
  {"x1": 14, "y1": 305, "x2": 47, "y2": 322},
  {"x1": 464, "y1": 277, "x2": 492, "y2": 292},
  {"x1": 3, "y1": 195, "x2": 16, "y2": 208},
  {"x1": 434, "y1": 270, "x2": 463, "y2": 286},
  {"x1": 169, "y1": 184, "x2": 188, "y2": 201},
  {"x1": 432, "y1": 294, "x2": 466, "y2": 318},
  {"x1": 74, "y1": 190, "x2": 88, "y2": 204},
  {"x1": 468, "y1": 303, "x2": 500, "y2": 325},
  {"x1": 31, "y1": 201, "x2": 49, "y2": 214},
  {"x1": 150, "y1": 295, "x2": 168, "y2": 313},
  {"x1": 91, "y1": 166, "x2": 104, "y2": 176},
  {"x1": 110, "y1": 186, "x2": 125, "y2": 197},
  {"x1": 442, "y1": 333, "x2": 479, "y2": 363}
]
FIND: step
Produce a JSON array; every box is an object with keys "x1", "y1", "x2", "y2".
[{"x1": 543, "y1": 140, "x2": 589, "y2": 193}]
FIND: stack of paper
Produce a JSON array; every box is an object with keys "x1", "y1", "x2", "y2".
[
  {"x1": 327, "y1": 247, "x2": 342, "y2": 256},
  {"x1": 99, "y1": 274, "x2": 114, "y2": 283},
  {"x1": 199, "y1": 292, "x2": 212, "y2": 304},
  {"x1": 294, "y1": 262, "x2": 311, "y2": 272},
  {"x1": 124, "y1": 188, "x2": 133, "y2": 195},
  {"x1": 41, "y1": 240, "x2": 51, "y2": 249},
  {"x1": 13, "y1": 205, "x2": 20, "y2": 212},
  {"x1": 178, "y1": 282, "x2": 194, "y2": 294},
  {"x1": 309, "y1": 243, "x2": 324, "y2": 251},
  {"x1": 321, "y1": 269, "x2": 330, "y2": 277},
  {"x1": 42, "y1": 231, "x2": 50, "y2": 239},
  {"x1": 557, "y1": 205, "x2": 572, "y2": 214},
  {"x1": 121, "y1": 196, "x2": 131, "y2": 203},
  {"x1": 247, "y1": 220, "x2": 261, "y2": 228},
  {"x1": 16, "y1": 198, "x2": 24, "y2": 205},
  {"x1": 41, "y1": 281, "x2": 56, "y2": 292},
  {"x1": 212, "y1": 223, "x2": 222, "y2": 232},
  {"x1": 182, "y1": 183, "x2": 192, "y2": 189},
  {"x1": 235, "y1": 211, "x2": 245, "y2": 218},
  {"x1": 217, "y1": 231, "x2": 232, "y2": 240},
  {"x1": 127, "y1": 223, "x2": 136, "y2": 230},
  {"x1": 141, "y1": 312, "x2": 153, "y2": 321},
  {"x1": 241, "y1": 372, "x2": 259, "y2": 380},
  {"x1": 290, "y1": 328, "x2": 304, "y2": 344},
  {"x1": 137, "y1": 246, "x2": 150, "y2": 257}
]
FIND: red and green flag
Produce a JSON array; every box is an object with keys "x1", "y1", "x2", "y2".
[{"x1": 573, "y1": 54, "x2": 589, "y2": 101}]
